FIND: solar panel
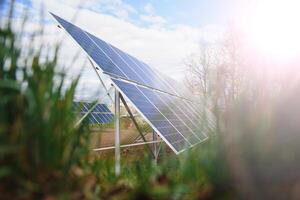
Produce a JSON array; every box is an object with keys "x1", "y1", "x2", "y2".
[
  {"x1": 53, "y1": 14, "x2": 215, "y2": 154},
  {"x1": 110, "y1": 79, "x2": 189, "y2": 153},
  {"x1": 111, "y1": 79, "x2": 211, "y2": 153},
  {"x1": 73, "y1": 102, "x2": 114, "y2": 124},
  {"x1": 51, "y1": 13, "x2": 191, "y2": 100}
]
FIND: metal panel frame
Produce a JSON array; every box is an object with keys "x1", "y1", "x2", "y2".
[{"x1": 93, "y1": 140, "x2": 162, "y2": 151}]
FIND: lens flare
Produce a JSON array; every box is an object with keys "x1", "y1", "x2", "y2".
[{"x1": 246, "y1": 0, "x2": 300, "y2": 61}]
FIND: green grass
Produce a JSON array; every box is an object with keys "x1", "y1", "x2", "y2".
[{"x1": 0, "y1": 6, "x2": 92, "y2": 198}]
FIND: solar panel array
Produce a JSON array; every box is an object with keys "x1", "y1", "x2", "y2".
[
  {"x1": 73, "y1": 102, "x2": 114, "y2": 124},
  {"x1": 53, "y1": 13, "x2": 215, "y2": 154}
]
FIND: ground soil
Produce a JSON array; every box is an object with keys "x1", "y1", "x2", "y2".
[{"x1": 90, "y1": 126, "x2": 157, "y2": 152}]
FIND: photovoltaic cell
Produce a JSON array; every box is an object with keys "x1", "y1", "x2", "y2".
[
  {"x1": 73, "y1": 102, "x2": 114, "y2": 124},
  {"x1": 158, "y1": 92, "x2": 208, "y2": 141},
  {"x1": 137, "y1": 86, "x2": 201, "y2": 145}
]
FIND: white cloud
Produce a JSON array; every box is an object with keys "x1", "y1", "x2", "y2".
[
  {"x1": 39, "y1": 0, "x2": 136, "y2": 19},
  {"x1": 139, "y1": 15, "x2": 166, "y2": 28},
  {"x1": 144, "y1": 3, "x2": 155, "y2": 15},
  {"x1": 71, "y1": 0, "x2": 137, "y2": 19},
  {"x1": 12, "y1": 0, "x2": 221, "y2": 100},
  {"x1": 99, "y1": 0, "x2": 136, "y2": 19},
  {"x1": 140, "y1": 3, "x2": 166, "y2": 28}
]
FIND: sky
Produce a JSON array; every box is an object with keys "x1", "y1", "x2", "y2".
[{"x1": 6, "y1": 0, "x2": 235, "y2": 101}]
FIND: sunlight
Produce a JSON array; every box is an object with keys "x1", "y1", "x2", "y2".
[{"x1": 247, "y1": 0, "x2": 300, "y2": 61}]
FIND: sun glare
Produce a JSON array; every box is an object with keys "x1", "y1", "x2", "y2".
[{"x1": 246, "y1": 0, "x2": 300, "y2": 61}]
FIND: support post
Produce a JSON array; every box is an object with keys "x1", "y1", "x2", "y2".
[
  {"x1": 115, "y1": 89, "x2": 121, "y2": 176},
  {"x1": 153, "y1": 130, "x2": 158, "y2": 162},
  {"x1": 89, "y1": 58, "x2": 114, "y2": 103},
  {"x1": 119, "y1": 94, "x2": 155, "y2": 159}
]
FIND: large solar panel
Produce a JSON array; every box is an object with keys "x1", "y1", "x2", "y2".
[
  {"x1": 73, "y1": 102, "x2": 114, "y2": 124},
  {"x1": 51, "y1": 13, "x2": 191, "y2": 100},
  {"x1": 53, "y1": 14, "x2": 215, "y2": 154}
]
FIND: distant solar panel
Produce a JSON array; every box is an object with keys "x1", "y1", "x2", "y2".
[
  {"x1": 53, "y1": 14, "x2": 215, "y2": 154},
  {"x1": 73, "y1": 102, "x2": 114, "y2": 124}
]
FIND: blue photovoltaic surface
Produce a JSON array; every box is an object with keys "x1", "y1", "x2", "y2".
[
  {"x1": 112, "y1": 79, "x2": 212, "y2": 153},
  {"x1": 73, "y1": 102, "x2": 114, "y2": 124},
  {"x1": 111, "y1": 79, "x2": 189, "y2": 153},
  {"x1": 53, "y1": 14, "x2": 215, "y2": 154},
  {"x1": 51, "y1": 13, "x2": 191, "y2": 99}
]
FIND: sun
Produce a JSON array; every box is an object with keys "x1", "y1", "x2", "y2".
[{"x1": 245, "y1": 0, "x2": 300, "y2": 61}]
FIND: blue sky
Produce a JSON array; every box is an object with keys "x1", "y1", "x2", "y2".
[
  {"x1": 124, "y1": 0, "x2": 233, "y2": 27},
  {"x1": 12, "y1": 0, "x2": 234, "y2": 27}
]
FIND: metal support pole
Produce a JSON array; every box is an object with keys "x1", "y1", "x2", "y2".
[
  {"x1": 115, "y1": 89, "x2": 121, "y2": 176},
  {"x1": 153, "y1": 130, "x2": 158, "y2": 162},
  {"x1": 93, "y1": 140, "x2": 162, "y2": 151},
  {"x1": 133, "y1": 131, "x2": 150, "y2": 143},
  {"x1": 89, "y1": 58, "x2": 114, "y2": 103},
  {"x1": 119, "y1": 94, "x2": 156, "y2": 159}
]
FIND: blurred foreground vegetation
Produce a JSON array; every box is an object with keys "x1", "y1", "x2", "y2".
[{"x1": 1, "y1": 3, "x2": 300, "y2": 200}]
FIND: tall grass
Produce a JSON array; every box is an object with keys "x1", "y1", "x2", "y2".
[{"x1": 0, "y1": 5, "x2": 93, "y2": 198}]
